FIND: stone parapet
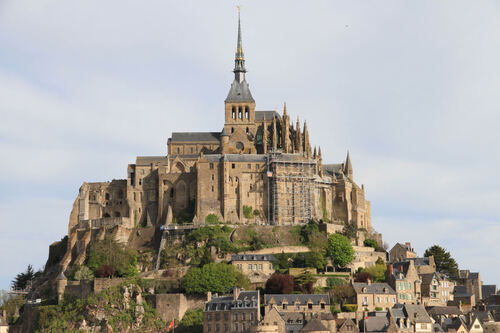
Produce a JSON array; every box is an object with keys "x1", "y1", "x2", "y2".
[{"x1": 77, "y1": 217, "x2": 133, "y2": 230}]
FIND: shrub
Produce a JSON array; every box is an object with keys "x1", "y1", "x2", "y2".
[
  {"x1": 177, "y1": 309, "x2": 203, "y2": 333},
  {"x1": 265, "y1": 274, "x2": 294, "y2": 294},
  {"x1": 205, "y1": 214, "x2": 219, "y2": 224},
  {"x1": 243, "y1": 205, "x2": 254, "y2": 219},
  {"x1": 181, "y1": 263, "x2": 240, "y2": 295},
  {"x1": 375, "y1": 306, "x2": 383, "y2": 311},
  {"x1": 364, "y1": 239, "x2": 381, "y2": 251},
  {"x1": 87, "y1": 237, "x2": 138, "y2": 277},
  {"x1": 342, "y1": 304, "x2": 358, "y2": 312},
  {"x1": 96, "y1": 265, "x2": 115, "y2": 278},
  {"x1": 326, "y1": 276, "x2": 347, "y2": 289},
  {"x1": 73, "y1": 265, "x2": 94, "y2": 281},
  {"x1": 326, "y1": 234, "x2": 355, "y2": 268}
]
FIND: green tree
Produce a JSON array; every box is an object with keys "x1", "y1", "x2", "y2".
[
  {"x1": 329, "y1": 284, "x2": 355, "y2": 308},
  {"x1": 326, "y1": 234, "x2": 355, "y2": 268},
  {"x1": 294, "y1": 270, "x2": 317, "y2": 293},
  {"x1": 205, "y1": 214, "x2": 219, "y2": 224},
  {"x1": 363, "y1": 239, "x2": 380, "y2": 251},
  {"x1": 87, "y1": 237, "x2": 138, "y2": 277},
  {"x1": 359, "y1": 264, "x2": 387, "y2": 282},
  {"x1": 342, "y1": 221, "x2": 358, "y2": 240},
  {"x1": 304, "y1": 251, "x2": 326, "y2": 270},
  {"x1": 424, "y1": 245, "x2": 459, "y2": 279},
  {"x1": 181, "y1": 263, "x2": 241, "y2": 295},
  {"x1": 73, "y1": 265, "x2": 94, "y2": 281},
  {"x1": 177, "y1": 309, "x2": 203, "y2": 333},
  {"x1": 11, "y1": 264, "x2": 35, "y2": 290}
]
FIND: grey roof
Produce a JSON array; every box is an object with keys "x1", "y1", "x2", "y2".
[
  {"x1": 363, "y1": 316, "x2": 391, "y2": 332},
  {"x1": 301, "y1": 318, "x2": 329, "y2": 332},
  {"x1": 427, "y1": 306, "x2": 462, "y2": 316},
  {"x1": 406, "y1": 257, "x2": 431, "y2": 266},
  {"x1": 420, "y1": 273, "x2": 439, "y2": 284},
  {"x1": 403, "y1": 304, "x2": 433, "y2": 324},
  {"x1": 433, "y1": 323, "x2": 445, "y2": 332},
  {"x1": 206, "y1": 290, "x2": 258, "y2": 311},
  {"x1": 226, "y1": 79, "x2": 254, "y2": 102},
  {"x1": 282, "y1": 312, "x2": 305, "y2": 331},
  {"x1": 353, "y1": 283, "x2": 396, "y2": 295},
  {"x1": 265, "y1": 294, "x2": 330, "y2": 306},
  {"x1": 136, "y1": 156, "x2": 167, "y2": 165},
  {"x1": 471, "y1": 311, "x2": 494, "y2": 323},
  {"x1": 223, "y1": 154, "x2": 267, "y2": 162},
  {"x1": 322, "y1": 164, "x2": 344, "y2": 175},
  {"x1": 231, "y1": 254, "x2": 275, "y2": 262},
  {"x1": 454, "y1": 286, "x2": 473, "y2": 298},
  {"x1": 482, "y1": 285, "x2": 497, "y2": 299},
  {"x1": 442, "y1": 317, "x2": 467, "y2": 331},
  {"x1": 255, "y1": 110, "x2": 280, "y2": 121},
  {"x1": 170, "y1": 132, "x2": 221, "y2": 142}
]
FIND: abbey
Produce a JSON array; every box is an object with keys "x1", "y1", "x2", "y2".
[{"x1": 73, "y1": 14, "x2": 371, "y2": 233}]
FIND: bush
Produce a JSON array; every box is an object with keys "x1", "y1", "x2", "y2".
[
  {"x1": 265, "y1": 274, "x2": 295, "y2": 294},
  {"x1": 205, "y1": 214, "x2": 219, "y2": 224},
  {"x1": 73, "y1": 265, "x2": 94, "y2": 281},
  {"x1": 326, "y1": 276, "x2": 347, "y2": 289},
  {"x1": 364, "y1": 239, "x2": 381, "y2": 251},
  {"x1": 243, "y1": 205, "x2": 254, "y2": 219},
  {"x1": 375, "y1": 306, "x2": 383, "y2": 311},
  {"x1": 96, "y1": 265, "x2": 115, "y2": 278},
  {"x1": 177, "y1": 309, "x2": 203, "y2": 333},
  {"x1": 342, "y1": 304, "x2": 358, "y2": 312},
  {"x1": 87, "y1": 237, "x2": 138, "y2": 277},
  {"x1": 181, "y1": 263, "x2": 240, "y2": 295}
]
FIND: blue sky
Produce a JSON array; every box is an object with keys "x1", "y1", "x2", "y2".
[{"x1": 1, "y1": 0, "x2": 499, "y2": 290}]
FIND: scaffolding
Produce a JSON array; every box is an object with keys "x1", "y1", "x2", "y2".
[{"x1": 267, "y1": 151, "x2": 316, "y2": 225}]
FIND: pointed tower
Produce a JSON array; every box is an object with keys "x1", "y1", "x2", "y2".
[
  {"x1": 295, "y1": 117, "x2": 303, "y2": 153},
  {"x1": 313, "y1": 146, "x2": 317, "y2": 159},
  {"x1": 262, "y1": 115, "x2": 268, "y2": 153},
  {"x1": 224, "y1": 8, "x2": 257, "y2": 139},
  {"x1": 272, "y1": 116, "x2": 277, "y2": 150},
  {"x1": 318, "y1": 146, "x2": 323, "y2": 176},
  {"x1": 344, "y1": 151, "x2": 353, "y2": 179},
  {"x1": 282, "y1": 102, "x2": 291, "y2": 153},
  {"x1": 303, "y1": 120, "x2": 311, "y2": 158}
]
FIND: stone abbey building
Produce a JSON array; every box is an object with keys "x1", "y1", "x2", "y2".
[{"x1": 73, "y1": 14, "x2": 371, "y2": 232}]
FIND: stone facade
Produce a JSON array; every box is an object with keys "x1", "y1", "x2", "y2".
[
  {"x1": 389, "y1": 243, "x2": 417, "y2": 263},
  {"x1": 386, "y1": 261, "x2": 421, "y2": 304},
  {"x1": 264, "y1": 294, "x2": 330, "y2": 316},
  {"x1": 419, "y1": 272, "x2": 455, "y2": 306},
  {"x1": 352, "y1": 282, "x2": 397, "y2": 312}
]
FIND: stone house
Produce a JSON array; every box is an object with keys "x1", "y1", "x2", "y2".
[
  {"x1": 360, "y1": 312, "x2": 397, "y2": 333},
  {"x1": 391, "y1": 304, "x2": 433, "y2": 333},
  {"x1": 231, "y1": 254, "x2": 275, "y2": 286},
  {"x1": 404, "y1": 257, "x2": 436, "y2": 275},
  {"x1": 468, "y1": 316, "x2": 484, "y2": 333},
  {"x1": 264, "y1": 294, "x2": 330, "y2": 316},
  {"x1": 457, "y1": 271, "x2": 482, "y2": 305},
  {"x1": 352, "y1": 281, "x2": 397, "y2": 312},
  {"x1": 300, "y1": 318, "x2": 330, "y2": 333},
  {"x1": 386, "y1": 261, "x2": 421, "y2": 304},
  {"x1": 419, "y1": 272, "x2": 455, "y2": 306},
  {"x1": 442, "y1": 317, "x2": 468, "y2": 333},
  {"x1": 452, "y1": 286, "x2": 475, "y2": 311},
  {"x1": 336, "y1": 318, "x2": 360, "y2": 333},
  {"x1": 389, "y1": 243, "x2": 417, "y2": 263},
  {"x1": 204, "y1": 289, "x2": 260, "y2": 333}
]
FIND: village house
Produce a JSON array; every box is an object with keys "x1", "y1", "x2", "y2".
[
  {"x1": 264, "y1": 294, "x2": 330, "y2": 316},
  {"x1": 352, "y1": 281, "x2": 397, "y2": 312},
  {"x1": 386, "y1": 261, "x2": 421, "y2": 304},
  {"x1": 389, "y1": 243, "x2": 417, "y2": 263},
  {"x1": 391, "y1": 304, "x2": 433, "y2": 333},
  {"x1": 231, "y1": 254, "x2": 275, "y2": 287},
  {"x1": 419, "y1": 272, "x2": 455, "y2": 306},
  {"x1": 457, "y1": 270, "x2": 483, "y2": 305},
  {"x1": 404, "y1": 257, "x2": 436, "y2": 275},
  {"x1": 203, "y1": 288, "x2": 260, "y2": 333}
]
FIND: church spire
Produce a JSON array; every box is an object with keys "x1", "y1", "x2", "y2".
[
  {"x1": 234, "y1": 6, "x2": 246, "y2": 83},
  {"x1": 344, "y1": 151, "x2": 353, "y2": 179}
]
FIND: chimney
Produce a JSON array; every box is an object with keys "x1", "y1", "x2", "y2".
[
  {"x1": 367, "y1": 278, "x2": 372, "y2": 285},
  {"x1": 233, "y1": 287, "x2": 240, "y2": 301},
  {"x1": 207, "y1": 291, "x2": 212, "y2": 302},
  {"x1": 387, "y1": 264, "x2": 394, "y2": 276},
  {"x1": 405, "y1": 242, "x2": 412, "y2": 251}
]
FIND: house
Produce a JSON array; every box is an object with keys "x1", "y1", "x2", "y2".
[
  {"x1": 457, "y1": 271, "x2": 482, "y2": 305},
  {"x1": 391, "y1": 304, "x2": 433, "y2": 333},
  {"x1": 442, "y1": 317, "x2": 468, "y2": 333},
  {"x1": 426, "y1": 306, "x2": 462, "y2": 325},
  {"x1": 468, "y1": 316, "x2": 484, "y2": 333},
  {"x1": 336, "y1": 318, "x2": 359, "y2": 333},
  {"x1": 264, "y1": 294, "x2": 330, "y2": 315},
  {"x1": 387, "y1": 261, "x2": 421, "y2": 304},
  {"x1": 483, "y1": 322, "x2": 500, "y2": 333},
  {"x1": 231, "y1": 254, "x2": 275, "y2": 287},
  {"x1": 404, "y1": 257, "x2": 437, "y2": 275},
  {"x1": 389, "y1": 243, "x2": 417, "y2": 262},
  {"x1": 352, "y1": 281, "x2": 397, "y2": 312},
  {"x1": 360, "y1": 311, "x2": 397, "y2": 333},
  {"x1": 419, "y1": 272, "x2": 455, "y2": 306},
  {"x1": 481, "y1": 286, "x2": 497, "y2": 301},
  {"x1": 300, "y1": 318, "x2": 330, "y2": 333},
  {"x1": 452, "y1": 286, "x2": 475, "y2": 311},
  {"x1": 203, "y1": 288, "x2": 260, "y2": 333}
]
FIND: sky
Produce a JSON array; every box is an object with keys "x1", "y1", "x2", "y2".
[{"x1": 0, "y1": 0, "x2": 499, "y2": 290}]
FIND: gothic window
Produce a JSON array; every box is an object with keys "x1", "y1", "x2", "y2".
[
  {"x1": 246, "y1": 127, "x2": 249, "y2": 133},
  {"x1": 209, "y1": 163, "x2": 214, "y2": 169},
  {"x1": 238, "y1": 107, "x2": 243, "y2": 119},
  {"x1": 170, "y1": 188, "x2": 174, "y2": 198},
  {"x1": 231, "y1": 127, "x2": 235, "y2": 133},
  {"x1": 245, "y1": 106, "x2": 249, "y2": 119},
  {"x1": 232, "y1": 106, "x2": 236, "y2": 119}
]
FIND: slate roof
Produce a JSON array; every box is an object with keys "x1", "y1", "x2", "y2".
[
  {"x1": 282, "y1": 312, "x2": 305, "y2": 332},
  {"x1": 255, "y1": 110, "x2": 280, "y2": 121},
  {"x1": 170, "y1": 132, "x2": 221, "y2": 142},
  {"x1": 265, "y1": 294, "x2": 330, "y2": 305},
  {"x1": 482, "y1": 285, "x2": 497, "y2": 299},
  {"x1": 363, "y1": 316, "x2": 391, "y2": 332},
  {"x1": 427, "y1": 306, "x2": 462, "y2": 316},
  {"x1": 420, "y1": 273, "x2": 439, "y2": 285},
  {"x1": 406, "y1": 257, "x2": 431, "y2": 266},
  {"x1": 471, "y1": 311, "x2": 494, "y2": 323},
  {"x1": 454, "y1": 286, "x2": 472, "y2": 298},
  {"x1": 226, "y1": 80, "x2": 254, "y2": 102},
  {"x1": 301, "y1": 318, "x2": 329, "y2": 332},
  {"x1": 231, "y1": 254, "x2": 275, "y2": 262},
  {"x1": 205, "y1": 290, "x2": 258, "y2": 311},
  {"x1": 322, "y1": 164, "x2": 344, "y2": 176},
  {"x1": 403, "y1": 304, "x2": 433, "y2": 324},
  {"x1": 200, "y1": 154, "x2": 268, "y2": 163},
  {"x1": 353, "y1": 283, "x2": 396, "y2": 295}
]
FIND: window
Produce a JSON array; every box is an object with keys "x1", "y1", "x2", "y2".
[
  {"x1": 259, "y1": 264, "x2": 263, "y2": 270},
  {"x1": 231, "y1": 127, "x2": 234, "y2": 133},
  {"x1": 283, "y1": 304, "x2": 287, "y2": 310},
  {"x1": 247, "y1": 164, "x2": 251, "y2": 169},
  {"x1": 139, "y1": 179, "x2": 142, "y2": 186},
  {"x1": 133, "y1": 192, "x2": 136, "y2": 201},
  {"x1": 248, "y1": 264, "x2": 252, "y2": 270},
  {"x1": 208, "y1": 324, "x2": 212, "y2": 332},
  {"x1": 190, "y1": 147, "x2": 194, "y2": 154},
  {"x1": 216, "y1": 324, "x2": 220, "y2": 332},
  {"x1": 232, "y1": 107, "x2": 236, "y2": 119},
  {"x1": 212, "y1": 186, "x2": 214, "y2": 192},
  {"x1": 242, "y1": 313, "x2": 246, "y2": 320},
  {"x1": 105, "y1": 193, "x2": 110, "y2": 200},
  {"x1": 250, "y1": 313, "x2": 254, "y2": 321},
  {"x1": 246, "y1": 127, "x2": 249, "y2": 133},
  {"x1": 376, "y1": 297, "x2": 381, "y2": 303},
  {"x1": 253, "y1": 264, "x2": 257, "y2": 270},
  {"x1": 245, "y1": 106, "x2": 249, "y2": 119},
  {"x1": 207, "y1": 314, "x2": 211, "y2": 321},
  {"x1": 215, "y1": 314, "x2": 220, "y2": 321},
  {"x1": 212, "y1": 174, "x2": 215, "y2": 180},
  {"x1": 321, "y1": 303, "x2": 325, "y2": 310},
  {"x1": 210, "y1": 163, "x2": 214, "y2": 169},
  {"x1": 238, "y1": 107, "x2": 243, "y2": 119},
  {"x1": 234, "y1": 323, "x2": 238, "y2": 332},
  {"x1": 242, "y1": 323, "x2": 246, "y2": 331},
  {"x1": 224, "y1": 313, "x2": 229, "y2": 320},
  {"x1": 232, "y1": 163, "x2": 235, "y2": 169},
  {"x1": 224, "y1": 324, "x2": 228, "y2": 332},
  {"x1": 308, "y1": 303, "x2": 313, "y2": 310},
  {"x1": 234, "y1": 314, "x2": 238, "y2": 321},
  {"x1": 177, "y1": 147, "x2": 180, "y2": 153}
]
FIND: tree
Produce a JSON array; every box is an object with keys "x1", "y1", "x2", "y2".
[
  {"x1": 95, "y1": 265, "x2": 115, "y2": 278},
  {"x1": 329, "y1": 284, "x2": 355, "y2": 307},
  {"x1": 73, "y1": 265, "x2": 94, "y2": 281},
  {"x1": 11, "y1": 265, "x2": 35, "y2": 290},
  {"x1": 265, "y1": 274, "x2": 295, "y2": 294},
  {"x1": 424, "y1": 245, "x2": 459, "y2": 279},
  {"x1": 363, "y1": 264, "x2": 387, "y2": 282},
  {"x1": 326, "y1": 277, "x2": 347, "y2": 289},
  {"x1": 177, "y1": 309, "x2": 203, "y2": 333},
  {"x1": 87, "y1": 237, "x2": 138, "y2": 277},
  {"x1": 181, "y1": 263, "x2": 241, "y2": 295},
  {"x1": 342, "y1": 221, "x2": 358, "y2": 240},
  {"x1": 304, "y1": 251, "x2": 326, "y2": 270},
  {"x1": 364, "y1": 239, "x2": 380, "y2": 251},
  {"x1": 294, "y1": 270, "x2": 317, "y2": 294},
  {"x1": 354, "y1": 271, "x2": 372, "y2": 283},
  {"x1": 326, "y1": 234, "x2": 355, "y2": 268}
]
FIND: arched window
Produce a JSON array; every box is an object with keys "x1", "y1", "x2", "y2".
[
  {"x1": 105, "y1": 193, "x2": 110, "y2": 200},
  {"x1": 231, "y1": 127, "x2": 234, "y2": 134},
  {"x1": 232, "y1": 106, "x2": 236, "y2": 119},
  {"x1": 238, "y1": 107, "x2": 243, "y2": 119},
  {"x1": 246, "y1": 127, "x2": 249, "y2": 133},
  {"x1": 245, "y1": 106, "x2": 249, "y2": 119}
]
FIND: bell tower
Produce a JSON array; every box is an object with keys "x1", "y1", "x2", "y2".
[{"x1": 224, "y1": 7, "x2": 256, "y2": 139}]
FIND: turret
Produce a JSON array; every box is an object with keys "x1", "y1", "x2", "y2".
[
  {"x1": 295, "y1": 117, "x2": 303, "y2": 153},
  {"x1": 318, "y1": 146, "x2": 323, "y2": 176},
  {"x1": 344, "y1": 151, "x2": 353, "y2": 179},
  {"x1": 303, "y1": 120, "x2": 311, "y2": 158},
  {"x1": 282, "y1": 103, "x2": 290, "y2": 153}
]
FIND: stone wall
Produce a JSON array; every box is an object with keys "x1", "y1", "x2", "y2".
[
  {"x1": 146, "y1": 293, "x2": 188, "y2": 322},
  {"x1": 93, "y1": 278, "x2": 125, "y2": 294}
]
